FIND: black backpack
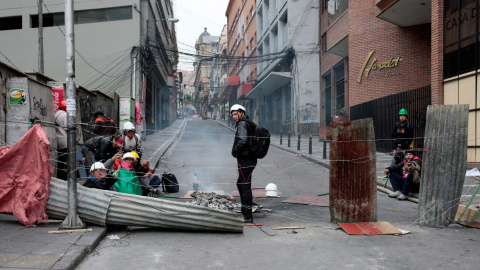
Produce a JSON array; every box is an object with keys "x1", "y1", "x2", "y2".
[
  {"x1": 161, "y1": 173, "x2": 179, "y2": 193},
  {"x1": 244, "y1": 119, "x2": 270, "y2": 159}
]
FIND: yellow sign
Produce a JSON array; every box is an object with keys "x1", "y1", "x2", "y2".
[{"x1": 357, "y1": 50, "x2": 402, "y2": 83}]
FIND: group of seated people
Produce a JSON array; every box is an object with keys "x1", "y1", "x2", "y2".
[{"x1": 81, "y1": 121, "x2": 161, "y2": 196}]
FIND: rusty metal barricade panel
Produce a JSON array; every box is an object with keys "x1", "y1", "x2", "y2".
[
  {"x1": 329, "y1": 118, "x2": 377, "y2": 223},
  {"x1": 418, "y1": 105, "x2": 469, "y2": 226}
]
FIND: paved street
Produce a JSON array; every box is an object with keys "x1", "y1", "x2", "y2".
[{"x1": 77, "y1": 118, "x2": 480, "y2": 270}]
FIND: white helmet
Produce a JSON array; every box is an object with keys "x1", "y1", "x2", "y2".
[
  {"x1": 265, "y1": 183, "x2": 278, "y2": 197},
  {"x1": 230, "y1": 104, "x2": 246, "y2": 114},
  {"x1": 123, "y1": 122, "x2": 135, "y2": 131},
  {"x1": 123, "y1": 152, "x2": 135, "y2": 160},
  {"x1": 90, "y1": 162, "x2": 106, "y2": 172}
]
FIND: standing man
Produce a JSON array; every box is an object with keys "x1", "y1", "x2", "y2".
[
  {"x1": 54, "y1": 100, "x2": 68, "y2": 180},
  {"x1": 392, "y1": 108, "x2": 413, "y2": 151},
  {"x1": 231, "y1": 104, "x2": 257, "y2": 223}
]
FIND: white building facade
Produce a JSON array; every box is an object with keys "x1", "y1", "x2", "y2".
[{"x1": 247, "y1": 0, "x2": 320, "y2": 135}]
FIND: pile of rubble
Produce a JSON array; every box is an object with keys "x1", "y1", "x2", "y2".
[{"x1": 188, "y1": 191, "x2": 239, "y2": 211}]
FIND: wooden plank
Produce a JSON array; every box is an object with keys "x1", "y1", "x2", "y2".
[
  {"x1": 48, "y1": 228, "x2": 93, "y2": 234},
  {"x1": 272, "y1": 226, "x2": 305, "y2": 230}
]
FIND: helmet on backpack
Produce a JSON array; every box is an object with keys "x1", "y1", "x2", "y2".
[
  {"x1": 399, "y1": 108, "x2": 408, "y2": 115},
  {"x1": 230, "y1": 104, "x2": 246, "y2": 114}
]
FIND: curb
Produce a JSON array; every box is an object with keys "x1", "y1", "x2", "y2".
[{"x1": 51, "y1": 226, "x2": 107, "y2": 270}]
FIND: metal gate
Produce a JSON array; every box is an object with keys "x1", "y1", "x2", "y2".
[{"x1": 350, "y1": 85, "x2": 431, "y2": 153}]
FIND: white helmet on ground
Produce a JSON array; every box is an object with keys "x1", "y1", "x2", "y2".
[
  {"x1": 265, "y1": 183, "x2": 278, "y2": 197},
  {"x1": 123, "y1": 152, "x2": 135, "y2": 160},
  {"x1": 90, "y1": 162, "x2": 106, "y2": 172},
  {"x1": 230, "y1": 104, "x2": 246, "y2": 114},
  {"x1": 123, "y1": 121, "x2": 135, "y2": 131}
]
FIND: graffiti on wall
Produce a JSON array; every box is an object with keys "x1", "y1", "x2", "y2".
[
  {"x1": 32, "y1": 96, "x2": 47, "y2": 116},
  {"x1": 299, "y1": 103, "x2": 319, "y2": 123}
]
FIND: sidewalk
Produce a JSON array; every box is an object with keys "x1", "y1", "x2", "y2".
[
  {"x1": 0, "y1": 214, "x2": 106, "y2": 270},
  {"x1": 0, "y1": 119, "x2": 187, "y2": 270},
  {"x1": 214, "y1": 119, "x2": 394, "y2": 190}
]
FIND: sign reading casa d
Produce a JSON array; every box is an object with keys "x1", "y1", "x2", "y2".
[{"x1": 357, "y1": 50, "x2": 403, "y2": 83}]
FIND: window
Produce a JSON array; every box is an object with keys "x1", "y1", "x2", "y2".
[
  {"x1": 321, "y1": 33, "x2": 327, "y2": 54},
  {"x1": 444, "y1": 0, "x2": 479, "y2": 78},
  {"x1": 31, "y1": 6, "x2": 132, "y2": 27},
  {"x1": 334, "y1": 64, "x2": 345, "y2": 112},
  {"x1": 323, "y1": 72, "x2": 332, "y2": 125},
  {"x1": 327, "y1": 0, "x2": 348, "y2": 26},
  {"x1": 250, "y1": 7, "x2": 254, "y2": 17},
  {"x1": 0, "y1": 16, "x2": 22, "y2": 31}
]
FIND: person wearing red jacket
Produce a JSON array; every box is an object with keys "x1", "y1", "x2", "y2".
[
  {"x1": 384, "y1": 150, "x2": 422, "y2": 200},
  {"x1": 93, "y1": 111, "x2": 117, "y2": 136}
]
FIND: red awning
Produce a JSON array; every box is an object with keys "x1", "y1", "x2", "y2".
[{"x1": 219, "y1": 76, "x2": 240, "y2": 100}]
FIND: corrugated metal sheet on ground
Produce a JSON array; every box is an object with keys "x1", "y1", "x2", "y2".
[
  {"x1": 338, "y1": 222, "x2": 401, "y2": 235},
  {"x1": 282, "y1": 196, "x2": 329, "y2": 207},
  {"x1": 46, "y1": 178, "x2": 244, "y2": 232}
]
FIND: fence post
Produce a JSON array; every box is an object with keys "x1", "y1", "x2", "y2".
[
  {"x1": 330, "y1": 118, "x2": 377, "y2": 223},
  {"x1": 323, "y1": 140, "x2": 327, "y2": 159},
  {"x1": 288, "y1": 131, "x2": 291, "y2": 147},
  {"x1": 297, "y1": 133, "x2": 301, "y2": 150},
  {"x1": 309, "y1": 134, "x2": 312, "y2": 154},
  {"x1": 280, "y1": 130, "x2": 283, "y2": 145}
]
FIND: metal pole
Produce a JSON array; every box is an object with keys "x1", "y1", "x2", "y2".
[
  {"x1": 288, "y1": 131, "x2": 291, "y2": 147},
  {"x1": 280, "y1": 130, "x2": 283, "y2": 145},
  {"x1": 297, "y1": 133, "x2": 301, "y2": 150},
  {"x1": 60, "y1": 0, "x2": 85, "y2": 229},
  {"x1": 323, "y1": 140, "x2": 327, "y2": 159},
  {"x1": 37, "y1": 0, "x2": 44, "y2": 73},
  {"x1": 309, "y1": 134, "x2": 312, "y2": 154}
]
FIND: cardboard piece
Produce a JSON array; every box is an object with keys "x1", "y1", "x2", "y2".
[
  {"x1": 180, "y1": 190, "x2": 225, "y2": 199},
  {"x1": 338, "y1": 222, "x2": 403, "y2": 235},
  {"x1": 455, "y1": 204, "x2": 480, "y2": 228},
  {"x1": 282, "y1": 195, "x2": 329, "y2": 207},
  {"x1": 231, "y1": 190, "x2": 283, "y2": 198}
]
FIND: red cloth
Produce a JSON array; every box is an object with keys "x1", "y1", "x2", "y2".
[{"x1": 0, "y1": 125, "x2": 53, "y2": 226}]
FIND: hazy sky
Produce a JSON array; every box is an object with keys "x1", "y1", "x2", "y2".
[{"x1": 173, "y1": 0, "x2": 229, "y2": 71}]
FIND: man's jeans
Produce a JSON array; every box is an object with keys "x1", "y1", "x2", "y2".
[{"x1": 389, "y1": 172, "x2": 419, "y2": 195}]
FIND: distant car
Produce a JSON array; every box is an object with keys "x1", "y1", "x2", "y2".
[{"x1": 191, "y1": 114, "x2": 199, "y2": 118}]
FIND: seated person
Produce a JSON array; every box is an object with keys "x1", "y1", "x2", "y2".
[
  {"x1": 130, "y1": 154, "x2": 162, "y2": 196},
  {"x1": 116, "y1": 122, "x2": 143, "y2": 157},
  {"x1": 83, "y1": 162, "x2": 117, "y2": 190},
  {"x1": 82, "y1": 135, "x2": 120, "y2": 169},
  {"x1": 384, "y1": 150, "x2": 421, "y2": 200},
  {"x1": 111, "y1": 152, "x2": 143, "y2": 195}
]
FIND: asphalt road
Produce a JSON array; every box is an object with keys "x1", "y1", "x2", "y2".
[{"x1": 78, "y1": 119, "x2": 479, "y2": 270}]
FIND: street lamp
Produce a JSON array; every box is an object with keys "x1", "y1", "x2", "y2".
[{"x1": 150, "y1": 18, "x2": 179, "y2": 23}]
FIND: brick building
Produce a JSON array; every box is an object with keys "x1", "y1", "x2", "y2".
[
  {"x1": 221, "y1": 0, "x2": 258, "y2": 116},
  {"x1": 319, "y1": 0, "x2": 480, "y2": 166}
]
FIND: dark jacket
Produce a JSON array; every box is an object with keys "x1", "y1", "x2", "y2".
[
  {"x1": 83, "y1": 174, "x2": 117, "y2": 190},
  {"x1": 94, "y1": 115, "x2": 117, "y2": 136},
  {"x1": 232, "y1": 116, "x2": 256, "y2": 161},
  {"x1": 386, "y1": 156, "x2": 421, "y2": 177},
  {"x1": 83, "y1": 135, "x2": 118, "y2": 162},
  {"x1": 391, "y1": 120, "x2": 413, "y2": 149}
]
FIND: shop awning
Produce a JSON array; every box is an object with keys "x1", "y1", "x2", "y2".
[
  {"x1": 246, "y1": 72, "x2": 292, "y2": 100},
  {"x1": 219, "y1": 76, "x2": 240, "y2": 100},
  {"x1": 237, "y1": 83, "x2": 253, "y2": 100}
]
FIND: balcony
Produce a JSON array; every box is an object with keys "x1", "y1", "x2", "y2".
[
  {"x1": 219, "y1": 76, "x2": 240, "y2": 100},
  {"x1": 376, "y1": 0, "x2": 431, "y2": 27}
]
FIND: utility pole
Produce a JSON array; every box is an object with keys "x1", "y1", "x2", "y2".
[
  {"x1": 37, "y1": 0, "x2": 44, "y2": 73},
  {"x1": 60, "y1": 0, "x2": 85, "y2": 230}
]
